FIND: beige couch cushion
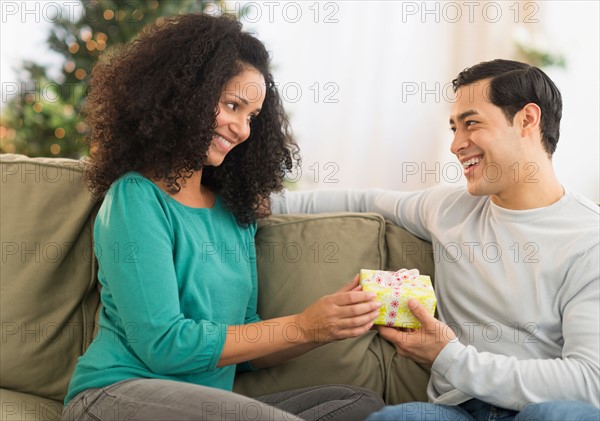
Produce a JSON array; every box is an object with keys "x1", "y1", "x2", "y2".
[
  {"x1": 381, "y1": 220, "x2": 435, "y2": 404},
  {"x1": 384, "y1": 221, "x2": 435, "y2": 282},
  {"x1": 0, "y1": 388, "x2": 62, "y2": 421},
  {"x1": 234, "y1": 213, "x2": 388, "y2": 397},
  {"x1": 0, "y1": 154, "x2": 100, "y2": 403}
]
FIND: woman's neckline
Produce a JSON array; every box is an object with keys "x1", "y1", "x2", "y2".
[{"x1": 130, "y1": 171, "x2": 217, "y2": 210}]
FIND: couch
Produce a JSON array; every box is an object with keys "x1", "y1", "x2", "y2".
[{"x1": 1, "y1": 154, "x2": 436, "y2": 420}]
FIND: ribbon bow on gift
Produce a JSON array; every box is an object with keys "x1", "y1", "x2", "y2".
[{"x1": 369, "y1": 268, "x2": 420, "y2": 286}]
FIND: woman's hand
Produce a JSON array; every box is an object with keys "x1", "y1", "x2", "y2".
[
  {"x1": 222, "y1": 275, "x2": 380, "y2": 368},
  {"x1": 296, "y1": 275, "x2": 381, "y2": 343}
]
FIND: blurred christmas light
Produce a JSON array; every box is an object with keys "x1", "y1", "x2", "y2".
[
  {"x1": 76, "y1": 122, "x2": 88, "y2": 133},
  {"x1": 64, "y1": 61, "x2": 76, "y2": 73},
  {"x1": 75, "y1": 121, "x2": 87, "y2": 133},
  {"x1": 81, "y1": 29, "x2": 92, "y2": 42}
]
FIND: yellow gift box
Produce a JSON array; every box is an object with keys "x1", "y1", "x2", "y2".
[{"x1": 360, "y1": 268, "x2": 437, "y2": 329}]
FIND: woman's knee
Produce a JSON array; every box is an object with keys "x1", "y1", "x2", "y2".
[
  {"x1": 260, "y1": 384, "x2": 384, "y2": 421},
  {"x1": 314, "y1": 385, "x2": 383, "y2": 421}
]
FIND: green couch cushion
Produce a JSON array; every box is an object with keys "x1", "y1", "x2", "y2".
[
  {"x1": 234, "y1": 213, "x2": 387, "y2": 397},
  {"x1": 0, "y1": 155, "x2": 100, "y2": 402},
  {"x1": 384, "y1": 221, "x2": 435, "y2": 284},
  {"x1": 381, "y1": 220, "x2": 434, "y2": 404},
  {"x1": 0, "y1": 388, "x2": 62, "y2": 421}
]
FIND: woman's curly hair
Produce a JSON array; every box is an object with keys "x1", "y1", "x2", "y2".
[{"x1": 83, "y1": 13, "x2": 299, "y2": 225}]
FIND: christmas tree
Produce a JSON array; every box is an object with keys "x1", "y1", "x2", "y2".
[{"x1": 1, "y1": 0, "x2": 230, "y2": 158}]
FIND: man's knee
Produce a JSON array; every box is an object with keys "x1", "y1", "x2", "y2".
[
  {"x1": 365, "y1": 402, "x2": 470, "y2": 421},
  {"x1": 516, "y1": 401, "x2": 600, "y2": 421}
]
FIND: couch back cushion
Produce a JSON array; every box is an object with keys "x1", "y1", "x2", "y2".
[
  {"x1": 0, "y1": 154, "x2": 100, "y2": 402},
  {"x1": 381, "y1": 221, "x2": 435, "y2": 403},
  {"x1": 234, "y1": 213, "x2": 388, "y2": 397},
  {"x1": 384, "y1": 221, "x2": 435, "y2": 283}
]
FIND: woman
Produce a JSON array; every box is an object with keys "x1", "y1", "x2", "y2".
[{"x1": 61, "y1": 13, "x2": 383, "y2": 421}]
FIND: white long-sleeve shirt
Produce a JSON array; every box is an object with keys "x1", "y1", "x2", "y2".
[{"x1": 270, "y1": 186, "x2": 600, "y2": 410}]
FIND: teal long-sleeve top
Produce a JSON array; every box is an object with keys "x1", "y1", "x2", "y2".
[{"x1": 65, "y1": 172, "x2": 260, "y2": 404}]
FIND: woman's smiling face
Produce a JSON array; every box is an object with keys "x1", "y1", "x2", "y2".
[{"x1": 206, "y1": 67, "x2": 266, "y2": 166}]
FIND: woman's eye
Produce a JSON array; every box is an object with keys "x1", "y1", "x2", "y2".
[
  {"x1": 450, "y1": 127, "x2": 456, "y2": 133},
  {"x1": 224, "y1": 102, "x2": 236, "y2": 111}
]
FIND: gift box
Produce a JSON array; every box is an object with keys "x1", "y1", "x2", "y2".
[{"x1": 360, "y1": 268, "x2": 436, "y2": 329}]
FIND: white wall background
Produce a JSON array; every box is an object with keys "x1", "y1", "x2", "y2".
[
  {"x1": 1, "y1": 1, "x2": 598, "y2": 202},
  {"x1": 244, "y1": 0, "x2": 599, "y2": 203}
]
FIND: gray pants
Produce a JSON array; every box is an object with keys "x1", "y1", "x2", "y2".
[{"x1": 61, "y1": 379, "x2": 384, "y2": 421}]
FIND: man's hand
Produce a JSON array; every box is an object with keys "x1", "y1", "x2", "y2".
[{"x1": 377, "y1": 298, "x2": 456, "y2": 367}]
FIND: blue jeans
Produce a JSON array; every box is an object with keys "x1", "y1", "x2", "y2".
[{"x1": 365, "y1": 399, "x2": 600, "y2": 421}]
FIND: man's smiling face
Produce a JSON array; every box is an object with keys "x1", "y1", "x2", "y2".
[{"x1": 449, "y1": 80, "x2": 526, "y2": 200}]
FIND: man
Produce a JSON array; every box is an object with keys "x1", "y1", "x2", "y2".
[{"x1": 271, "y1": 59, "x2": 600, "y2": 420}]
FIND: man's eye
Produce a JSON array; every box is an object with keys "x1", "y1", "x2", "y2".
[
  {"x1": 450, "y1": 127, "x2": 456, "y2": 133},
  {"x1": 466, "y1": 121, "x2": 476, "y2": 127}
]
